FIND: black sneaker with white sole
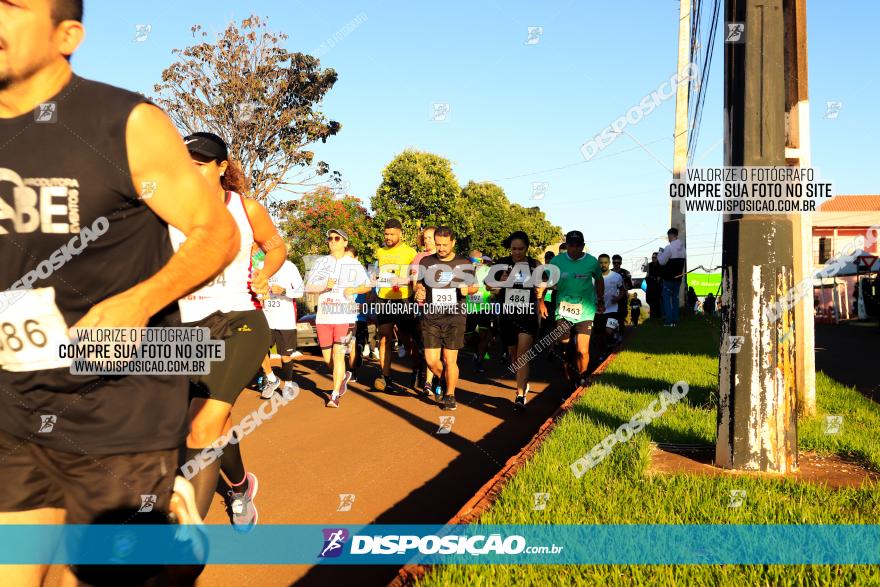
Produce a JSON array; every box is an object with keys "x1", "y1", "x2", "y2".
[{"x1": 442, "y1": 395, "x2": 457, "y2": 411}]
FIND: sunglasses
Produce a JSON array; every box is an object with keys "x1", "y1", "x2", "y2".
[{"x1": 327, "y1": 235, "x2": 344, "y2": 242}]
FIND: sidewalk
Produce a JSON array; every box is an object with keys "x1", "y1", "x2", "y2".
[{"x1": 196, "y1": 346, "x2": 571, "y2": 586}]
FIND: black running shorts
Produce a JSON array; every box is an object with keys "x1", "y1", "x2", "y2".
[
  {"x1": 0, "y1": 429, "x2": 175, "y2": 524},
  {"x1": 272, "y1": 328, "x2": 298, "y2": 356},
  {"x1": 422, "y1": 319, "x2": 466, "y2": 350},
  {"x1": 499, "y1": 315, "x2": 539, "y2": 347},
  {"x1": 189, "y1": 310, "x2": 272, "y2": 405}
]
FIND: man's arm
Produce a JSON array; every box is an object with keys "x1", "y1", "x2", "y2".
[
  {"x1": 75, "y1": 104, "x2": 238, "y2": 329},
  {"x1": 658, "y1": 246, "x2": 671, "y2": 265},
  {"x1": 594, "y1": 271, "x2": 606, "y2": 314}
]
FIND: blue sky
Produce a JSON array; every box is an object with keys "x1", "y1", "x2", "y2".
[{"x1": 75, "y1": 0, "x2": 878, "y2": 273}]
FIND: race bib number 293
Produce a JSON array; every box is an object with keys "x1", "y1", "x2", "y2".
[{"x1": 0, "y1": 288, "x2": 72, "y2": 372}]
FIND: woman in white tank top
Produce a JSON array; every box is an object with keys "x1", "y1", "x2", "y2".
[{"x1": 171, "y1": 132, "x2": 289, "y2": 533}]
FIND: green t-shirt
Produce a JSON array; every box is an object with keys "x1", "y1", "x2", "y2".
[
  {"x1": 550, "y1": 252, "x2": 602, "y2": 323},
  {"x1": 465, "y1": 265, "x2": 492, "y2": 313}
]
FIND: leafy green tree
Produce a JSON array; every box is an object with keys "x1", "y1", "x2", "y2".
[
  {"x1": 505, "y1": 204, "x2": 563, "y2": 260},
  {"x1": 271, "y1": 187, "x2": 379, "y2": 272},
  {"x1": 459, "y1": 181, "x2": 513, "y2": 259},
  {"x1": 371, "y1": 150, "x2": 467, "y2": 247},
  {"x1": 153, "y1": 15, "x2": 342, "y2": 201}
]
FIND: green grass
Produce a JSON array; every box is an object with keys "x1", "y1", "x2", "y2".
[{"x1": 419, "y1": 317, "x2": 880, "y2": 587}]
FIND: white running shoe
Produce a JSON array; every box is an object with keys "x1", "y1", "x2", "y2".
[
  {"x1": 260, "y1": 376, "x2": 282, "y2": 400},
  {"x1": 288, "y1": 351, "x2": 303, "y2": 358}
]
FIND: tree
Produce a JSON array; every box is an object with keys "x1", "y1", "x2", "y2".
[
  {"x1": 506, "y1": 204, "x2": 563, "y2": 260},
  {"x1": 458, "y1": 182, "x2": 562, "y2": 260},
  {"x1": 153, "y1": 15, "x2": 342, "y2": 201},
  {"x1": 371, "y1": 150, "x2": 467, "y2": 247},
  {"x1": 459, "y1": 181, "x2": 514, "y2": 259},
  {"x1": 271, "y1": 187, "x2": 378, "y2": 272}
]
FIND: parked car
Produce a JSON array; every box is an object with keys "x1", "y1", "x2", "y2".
[{"x1": 297, "y1": 313, "x2": 319, "y2": 349}]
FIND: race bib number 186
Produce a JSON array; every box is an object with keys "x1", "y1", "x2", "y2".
[{"x1": 0, "y1": 288, "x2": 72, "y2": 372}]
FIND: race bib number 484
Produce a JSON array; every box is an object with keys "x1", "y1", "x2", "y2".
[
  {"x1": 504, "y1": 289, "x2": 529, "y2": 308},
  {"x1": 0, "y1": 288, "x2": 72, "y2": 372}
]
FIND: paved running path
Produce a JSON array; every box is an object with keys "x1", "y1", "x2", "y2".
[
  {"x1": 195, "y1": 344, "x2": 571, "y2": 586},
  {"x1": 815, "y1": 321, "x2": 880, "y2": 403}
]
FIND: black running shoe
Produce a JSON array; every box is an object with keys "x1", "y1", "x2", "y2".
[
  {"x1": 442, "y1": 395, "x2": 457, "y2": 411},
  {"x1": 514, "y1": 394, "x2": 526, "y2": 411}
]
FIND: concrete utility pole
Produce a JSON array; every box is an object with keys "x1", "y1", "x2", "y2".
[
  {"x1": 671, "y1": 0, "x2": 691, "y2": 307},
  {"x1": 784, "y1": 0, "x2": 816, "y2": 416},
  {"x1": 716, "y1": 0, "x2": 798, "y2": 473}
]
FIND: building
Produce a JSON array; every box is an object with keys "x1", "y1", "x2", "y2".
[{"x1": 812, "y1": 195, "x2": 880, "y2": 322}]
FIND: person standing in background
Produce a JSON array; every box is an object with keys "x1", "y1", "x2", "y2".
[
  {"x1": 658, "y1": 228, "x2": 686, "y2": 327},
  {"x1": 646, "y1": 252, "x2": 663, "y2": 321}
]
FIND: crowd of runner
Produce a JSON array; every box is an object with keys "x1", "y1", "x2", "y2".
[{"x1": 0, "y1": 2, "x2": 686, "y2": 584}]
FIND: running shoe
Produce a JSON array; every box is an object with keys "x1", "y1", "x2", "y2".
[
  {"x1": 514, "y1": 394, "x2": 526, "y2": 411},
  {"x1": 442, "y1": 395, "x2": 457, "y2": 411},
  {"x1": 326, "y1": 395, "x2": 339, "y2": 408},
  {"x1": 374, "y1": 374, "x2": 387, "y2": 391},
  {"x1": 422, "y1": 380, "x2": 433, "y2": 398},
  {"x1": 289, "y1": 351, "x2": 303, "y2": 358},
  {"x1": 281, "y1": 382, "x2": 300, "y2": 400},
  {"x1": 260, "y1": 376, "x2": 282, "y2": 400},
  {"x1": 228, "y1": 473, "x2": 259, "y2": 533},
  {"x1": 433, "y1": 379, "x2": 444, "y2": 400},
  {"x1": 339, "y1": 371, "x2": 352, "y2": 400},
  {"x1": 472, "y1": 355, "x2": 485, "y2": 374}
]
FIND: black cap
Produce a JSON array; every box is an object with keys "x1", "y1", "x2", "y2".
[
  {"x1": 183, "y1": 132, "x2": 228, "y2": 161},
  {"x1": 565, "y1": 230, "x2": 585, "y2": 244}
]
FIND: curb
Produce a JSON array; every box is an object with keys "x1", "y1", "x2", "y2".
[{"x1": 389, "y1": 339, "x2": 627, "y2": 587}]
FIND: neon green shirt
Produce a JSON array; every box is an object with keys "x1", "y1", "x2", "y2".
[{"x1": 549, "y1": 252, "x2": 602, "y2": 322}]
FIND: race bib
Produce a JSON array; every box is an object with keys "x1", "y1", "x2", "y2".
[
  {"x1": 432, "y1": 288, "x2": 457, "y2": 306},
  {"x1": 377, "y1": 272, "x2": 395, "y2": 288},
  {"x1": 0, "y1": 288, "x2": 72, "y2": 372},
  {"x1": 558, "y1": 300, "x2": 584, "y2": 321},
  {"x1": 504, "y1": 289, "x2": 530, "y2": 308},
  {"x1": 468, "y1": 293, "x2": 483, "y2": 304},
  {"x1": 264, "y1": 299, "x2": 283, "y2": 309}
]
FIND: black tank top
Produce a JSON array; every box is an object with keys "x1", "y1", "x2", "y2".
[{"x1": 0, "y1": 75, "x2": 187, "y2": 455}]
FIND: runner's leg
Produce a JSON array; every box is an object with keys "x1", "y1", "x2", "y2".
[
  {"x1": 442, "y1": 348, "x2": 460, "y2": 397},
  {"x1": 186, "y1": 398, "x2": 232, "y2": 518},
  {"x1": 515, "y1": 332, "x2": 534, "y2": 395},
  {"x1": 575, "y1": 332, "x2": 591, "y2": 379},
  {"x1": 0, "y1": 508, "x2": 65, "y2": 586}
]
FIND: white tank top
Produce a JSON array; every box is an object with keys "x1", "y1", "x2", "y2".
[{"x1": 169, "y1": 191, "x2": 259, "y2": 322}]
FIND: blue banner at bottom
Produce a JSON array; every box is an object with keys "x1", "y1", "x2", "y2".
[{"x1": 2, "y1": 524, "x2": 880, "y2": 565}]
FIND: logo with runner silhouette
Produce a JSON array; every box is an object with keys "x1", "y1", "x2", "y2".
[
  {"x1": 319, "y1": 528, "x2": 350, "y2": 558},
  {"x1": 38, "y1": 415, "x2": 57, "y2": 433}
]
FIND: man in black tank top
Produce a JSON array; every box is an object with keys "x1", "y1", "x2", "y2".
[{"x1": 0, "y1": 2, "x2": 239, "y2": 584}]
